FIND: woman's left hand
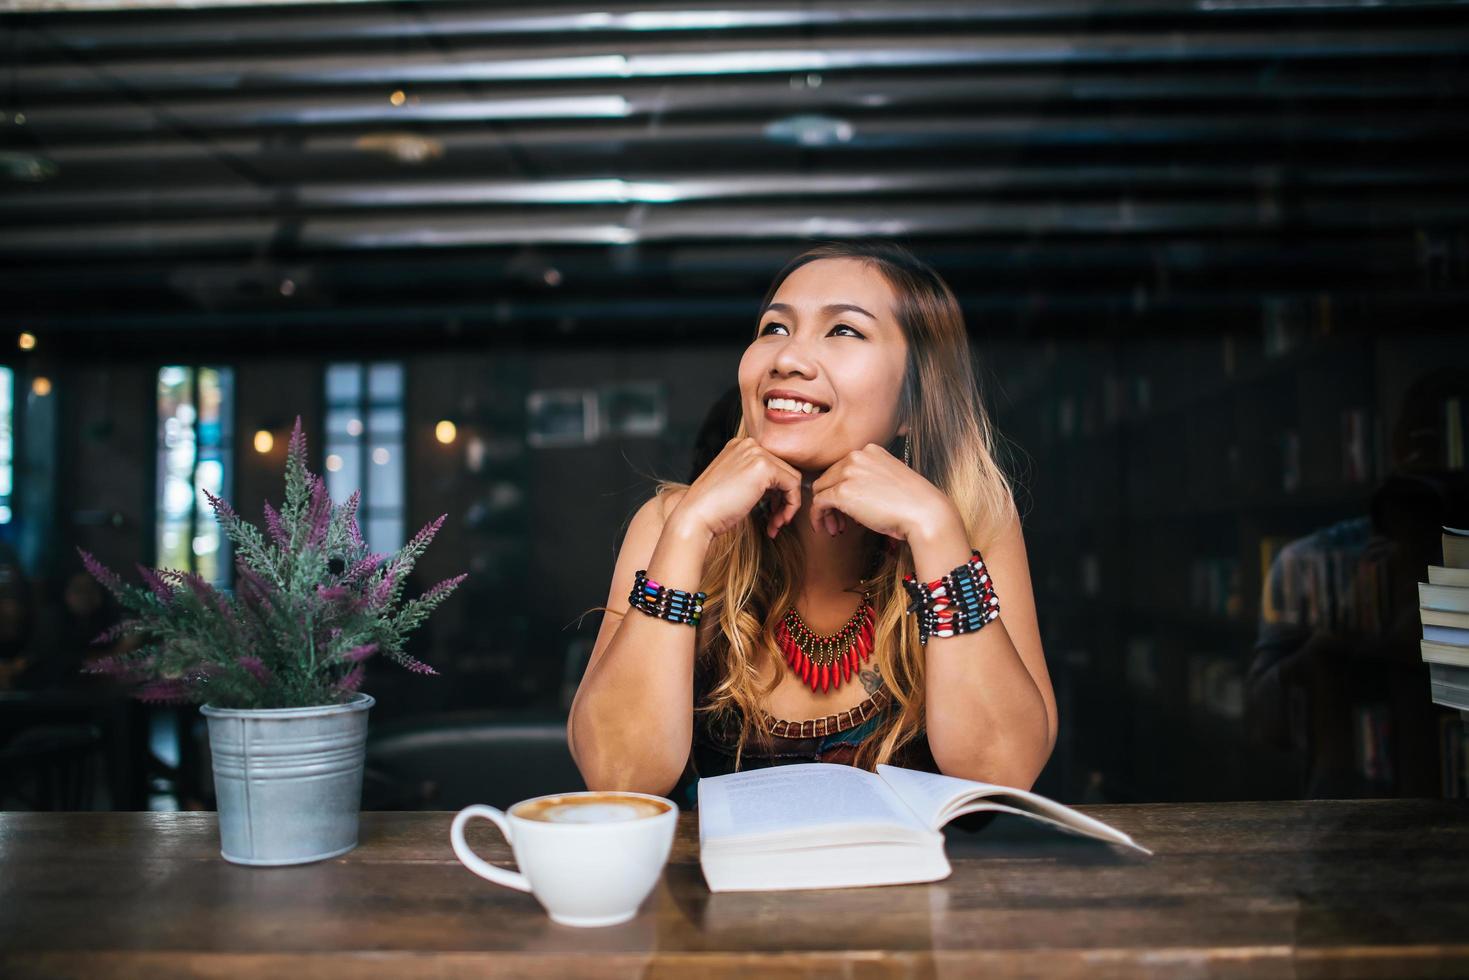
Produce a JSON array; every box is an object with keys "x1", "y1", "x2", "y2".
[{"x1": 808, "y1": 443, "x2": 961, "y2": 542}]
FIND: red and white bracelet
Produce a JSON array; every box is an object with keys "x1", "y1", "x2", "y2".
[{"x1": 901, "y1": 549, "x2": 1001, "y2": 644}]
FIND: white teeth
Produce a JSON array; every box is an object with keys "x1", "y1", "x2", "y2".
[{"x1": 766, "y1": 397, "x2": 825, "y2": 414}]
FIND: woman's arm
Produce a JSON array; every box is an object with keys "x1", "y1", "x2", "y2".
[
  {"x1": 909, "y1": 509, "x2": 1057, "y2": 791},
  {"x1": 567, "y1": 488, "x2": 712, "y2": 796},
  {"x1": 804, "y1": 444, "x2": 1056, "y2": 789}
]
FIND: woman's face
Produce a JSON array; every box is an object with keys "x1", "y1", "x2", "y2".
[{"x1": 738, "y1": 257, "x2": 909, "y2": 476}]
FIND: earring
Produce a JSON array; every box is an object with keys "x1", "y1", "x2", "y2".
[{"x1": 902, "y1": 434, "x2": 912, "y2": 468}]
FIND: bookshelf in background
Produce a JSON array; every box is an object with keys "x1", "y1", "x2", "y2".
[{"x1": 1008, "y1": 315, "x2": 1468, "y2": 802}]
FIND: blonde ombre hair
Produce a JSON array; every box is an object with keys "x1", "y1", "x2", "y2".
[{"x1": 659, "y1": 241, "x2": 1021, "y2": 771}]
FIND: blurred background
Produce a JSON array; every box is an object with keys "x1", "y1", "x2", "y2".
[{"x1": 0, "y1": 0, "x2": 1466, "y2": 813}]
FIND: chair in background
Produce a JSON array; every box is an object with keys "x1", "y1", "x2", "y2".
[
  {"x1": 363, "y1": 709, "x2": 584, "y2": 811},
  {"x1": 0, "y1": 723, "x2": 105, "y2": 810}
]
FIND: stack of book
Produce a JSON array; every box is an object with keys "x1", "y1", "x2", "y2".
[
  {"x1": 1423, "y1": 527, "x2": 1469, "y2": 798},
  {"x1": 1422, "y1": 526, "x2": 1469, "y2": 713}
]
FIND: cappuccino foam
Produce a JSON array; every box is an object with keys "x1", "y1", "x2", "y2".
[{"x1": 515, "y1": 793, "x2": 670, "y2": 824}]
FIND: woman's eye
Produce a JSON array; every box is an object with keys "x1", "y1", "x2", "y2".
[{"x1": 757, "y1": 323, "x2": 863, "y2": 338}]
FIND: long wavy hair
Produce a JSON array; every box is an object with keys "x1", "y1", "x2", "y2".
[{"x1": 653, "y1": 240, "x2": 1021, "y2": 772}]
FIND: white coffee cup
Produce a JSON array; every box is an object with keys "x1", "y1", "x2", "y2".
[{"x1": 449, "y1": 790, "x2": 678, "y2": 927}]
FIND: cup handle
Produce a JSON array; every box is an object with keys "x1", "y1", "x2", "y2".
[{"x1": 450, "y1": 805, "x2": 532, "y2": 893}]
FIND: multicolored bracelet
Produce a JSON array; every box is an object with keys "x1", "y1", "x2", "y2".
[
  {"x1": 628, "y1": 569, "x2": 706, "y2": 627},
  {"x1": 902, "y1": 549, "x2": 1001, "y2": 645}
]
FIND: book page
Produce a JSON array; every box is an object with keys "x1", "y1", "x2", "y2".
[
  {"x1": 698, "y1": 763, "x2": 927, "y2": 846},
  {"x1": 874, "y1": 763, "x2": 994, "y2": 827},
  {"x1": 942, "y1": 800, "x2": 1153, "y2": 854},
  {"x1": 876, "y1": 764, "x2": 1152, "y2": 854}
]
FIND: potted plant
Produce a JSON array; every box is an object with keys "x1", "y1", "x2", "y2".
[{"x1": 78, "y1": 417, "x2": 466, "y2": 865}]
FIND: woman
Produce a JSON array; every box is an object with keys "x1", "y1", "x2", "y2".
[{"x1": 568, "y1": 241, "x2": 1056, "y2": 809}]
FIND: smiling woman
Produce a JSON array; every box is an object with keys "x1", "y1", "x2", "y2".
[
  {"x1": 743, "y1": 289, "x2": 905, "y2": 485},
  {"x1": 568, "y1": 241, "x2": 1055, "y2": 808}
]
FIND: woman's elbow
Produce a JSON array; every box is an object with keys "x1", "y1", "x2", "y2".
[
  {"x1": 579, "y1": 761, "x2": 681, "y2": 799},
  {"x1": 572, "y1": 743, "x2": 684, "y2": 798}
]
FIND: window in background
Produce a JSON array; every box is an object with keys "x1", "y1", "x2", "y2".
[
  {"x1": 0, "y1": 366, "x2": 12, "y2": 524},
  {"x1": 156, "y1": 366, "x2": 234, "y2": 586},
  {"x1": 324, "y1": 361, "x2": 404, "y2": 553}
]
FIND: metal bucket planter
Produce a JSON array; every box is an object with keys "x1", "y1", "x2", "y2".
[{"x1": 200, "y1": 692, "x2": 375, "y2": 866}]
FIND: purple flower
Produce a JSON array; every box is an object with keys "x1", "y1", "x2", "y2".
[
  {"x1": 201, "y1": 487, "x2": 238, "y2": 524},
  {"x1": 305, "y1": 476, "x2": 333, "y2": 548},
  {"x1": 405, "y1": 514, "x2": 447, "y2": 554},
  {"x1": 368, "y1": 569, "x2": 397, "y2": 608},
  {"x1": 336, "y1": 665, "x2": 365, "y2": 693},
  {"x1": 316, "y1": 584, "x2": 351, "y2": 602},
  {"x1": 235, "y1": 559, "x2": 275, "y2": 604},
  {"x1": 180, "y1": 572, "x2": 217, "y2": 606},
  {"x1": 263, "y1": 501, "x2": 289, "y2": 547},
  {"x1": 287, "y1": 416, "x2": 308, "y2": 473},
  {"x1": 338, "y1": 489, "x2": 361, "y2": 535},
  {"x1": 77, "y1": 548, "x2": 124, "y2": 598},
  {"x1": 136, "y1": 564, "x2": 175, "y2": 605},
  {"x1": 341, "y1": 643, "x2": 378, "y2": 663},
  {"x1": 400, "y1": 654, "x2": 438, "y2": 676},
  {"x1": 422, "y1": 573, "x2": 468, "y2": 604},
  {"x1": 214, "y1": 589, "x2": 241, "y2": 628},
  {"x1": 345, "y1": 553, "x2": 387, "y2": 584},
  {"x1": 90, "y1": 620, "x2": 136, "y2": 646},
  {"x1": 82, "y1": 653, "x2": 132, "y2": 676},
  {"x1": 236, "y1": 656, "x2": 272, "y2": 686}
]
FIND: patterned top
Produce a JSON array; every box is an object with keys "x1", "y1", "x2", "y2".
[{"x1": 670, "y1": 655, "x2": 941, "y2": 810}]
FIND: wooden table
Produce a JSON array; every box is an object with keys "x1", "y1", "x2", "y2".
[{"x1": 2, "y1": 800, "x2": 1467, "y2": 978}]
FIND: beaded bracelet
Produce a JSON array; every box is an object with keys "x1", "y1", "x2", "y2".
[
  {"x1": 921, "y1": 552, "x2": 1001, "y2": 642},
  {"x1": 914, "y1": 552, "x2": 1001, "y2": 643},
  {"x1": 902, "y1": 549, "x2": 1001, "y2": 645},
  {"x1": 903, "y1": 553, "x2": 999, "y2": 644},
  {"x1": 628, "y1": 569, "x2": 707, "y2": 627}
]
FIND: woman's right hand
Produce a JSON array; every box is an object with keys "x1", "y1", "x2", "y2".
[{"x1": 671, "y1": 437, "x2": 804, "y2": 540}]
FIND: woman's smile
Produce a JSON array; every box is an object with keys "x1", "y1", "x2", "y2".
[{"x1": 763, "y1": 387, "x2": 834, "y2": 423}]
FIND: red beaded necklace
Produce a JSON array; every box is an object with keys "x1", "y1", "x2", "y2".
[{"x1": 774, "y1": 586, "x2": 875, "y2": 694}]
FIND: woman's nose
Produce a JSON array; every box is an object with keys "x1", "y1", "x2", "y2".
[{"x1": 770, "y1": 334, "x2": 817, "y2": 377}]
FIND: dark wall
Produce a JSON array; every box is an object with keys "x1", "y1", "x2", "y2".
[
  {"x1": 234, "y1": 358, "x2": 322, "y2": 539},
  {"x1": 62, "y1": 362, "x2": 152, "y2": 578}
]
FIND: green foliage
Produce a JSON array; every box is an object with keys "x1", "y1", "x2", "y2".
[{"x1": 79, "y1": 417, "x2": 465, "y2": 708}]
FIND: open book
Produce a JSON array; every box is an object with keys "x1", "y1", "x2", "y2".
[{"x1": 697, "y1": 763, "x2": 1151, "y2": 892}]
